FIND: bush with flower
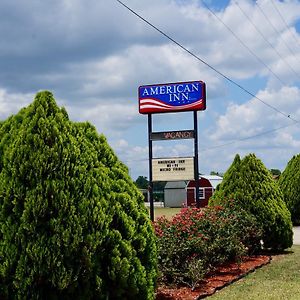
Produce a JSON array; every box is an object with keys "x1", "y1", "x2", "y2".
[{"x1": 154, "y1": 201, "x2": 262, "y2": 288}]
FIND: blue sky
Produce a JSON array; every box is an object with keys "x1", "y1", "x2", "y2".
[{"x1": 0, "y1": 0, "x2": 300, "y2": 180}]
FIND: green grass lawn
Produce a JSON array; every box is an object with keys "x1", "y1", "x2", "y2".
[
  {"x1": 150, "y1": 207, "x2": 300, "y2": 299},
  {"x1": 211, "y1": 245, "x2": 300, "y2": 300},
  {"x1": 152, "y1": 207, "x2": 181, "y2": 220}
]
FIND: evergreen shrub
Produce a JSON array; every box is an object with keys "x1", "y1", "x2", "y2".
[
  {"x1": 278, "y1": 154, "x2": 300, "y2": 225},
  {"x1": 0, "y1": 91, "x2": 157, "y2": 299},
  {"x1": 209, "y1": 153, "x2": 293, "y2": 250}
]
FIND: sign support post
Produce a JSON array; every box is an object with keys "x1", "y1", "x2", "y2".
[
  {"x1": 194, "y1": 111, "x2": 200, "y2": 208},
  {"x1": 138, "y1": 80, "x2": 206, "y2": 218},
  {"x1": 148, "y1": 114, "x2": 154, "y2": 221}
]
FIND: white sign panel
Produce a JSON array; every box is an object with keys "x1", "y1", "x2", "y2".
[{"x1": 152, "y1": 157, "x2": 194, "y2": 181}]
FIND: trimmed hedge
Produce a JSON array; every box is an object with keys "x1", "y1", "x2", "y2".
[
  {"x1": 0, "y1": 91, "x2": 157, "y2": 299},
  {"x1": 278, "y1": 154, "x2": 300, "y2": 225},
  {"x1": 209, "y1": 153, "x2": 293, "y2": 250}
]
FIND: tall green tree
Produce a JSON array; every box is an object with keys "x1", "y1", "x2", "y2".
[
  {"x1": 211, "y1": 154, "x2": 241, "y2": 201},
  {"x1": 278, "y1": 154, "x2": 300, "y2": 224},
  {"x1": 270, "y1": 169, "x2": 281, "y2": 176},
  {"x1": 209, "y1": 153, "x2": 293, "y2": 250},
  {"x1": 0, "y1": 91, "x2": 157, "y2": 299},
  {"x1": 135, "y1": 176, "x2": 148, "y2": 189},
  {"x1": 210, "y1": 171, "x2": 223, "y2": 176}
]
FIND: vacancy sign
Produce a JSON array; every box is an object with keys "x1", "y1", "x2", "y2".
[
  {"x1": 139, "y1": 80, "x2": 206, "y2": 114},
  {"x1": 152, "y1": 157, "x2": 194, "y2": 181},
  {"x1": 151, "y1": 130, "x2": 195, "y2": 141}
]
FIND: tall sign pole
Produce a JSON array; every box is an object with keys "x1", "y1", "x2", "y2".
[
  {"x1": 138, "y1": 80, "x2": 206, "y2": 219},
  {"x1": 148, "y1": 114, "x2": 154, "y2": 221},
  {"x1": 194, "y1": 111, "x2": 200, "y2": 208}
]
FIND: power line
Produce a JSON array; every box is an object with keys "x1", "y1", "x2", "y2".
[
  {"x1": 121, "y1": 120, "x2": 300, "y2": 163},
  {"x1": 125, "y1": 123, "x2": 300, "y2": 162},
  {"x1": 116, "y1": 0, "x2": 300, "y2": 163},
  {"x1": 255, "y1": 0, "x2": 300, "y2": 66},
  {"x1": 199, "y1": 121, "x2": 298, "y2": 152},
  {"x1": 116, "y1": 0, "x2": 299, "y2": 123},
  {"x1": 270, "y1": 0, "x2": 300, "y2": 52},
  {"x1": 201, "y1": 0, "x2": 288, "y2": 86},
  {"x1": 234, "y1": 0, "x2": 300, "y2": 81}
]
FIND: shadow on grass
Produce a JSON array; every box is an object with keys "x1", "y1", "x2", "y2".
[{"x1": 260, "y1": 248, "x2": 294, "y2": 256}]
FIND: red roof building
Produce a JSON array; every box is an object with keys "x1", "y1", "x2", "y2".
[{"x1": 164, "y1": 175, "x2": 223, "y2": 208}]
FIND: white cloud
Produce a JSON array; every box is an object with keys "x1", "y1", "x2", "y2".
[
  {"x1": 198, "y1": 85, "x2": 300, "y2": 174},
  {"x1": 197, "y1": 0, "x2": 300, "y2": 82},
  {"x1": 66, "y1": 101, "x2": 142, "y2": 135},
  {"x1": 1, "y1": 0, "x2": 299, "y2": 99},
  {"x1": 210, "y1": 85, "x2": 300, "y2": 142},
  {"x1": 0, "y1": 88, "x2": 33, "y2": 119},
  {"x1": 0, "y1": 0, "x2": 300, "y2": 179},
  {"x1": 65, "y1": 43, "x2": 224, "y2": 102}
]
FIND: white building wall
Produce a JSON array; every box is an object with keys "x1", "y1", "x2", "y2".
[{"x1": 164, "y1": 188, "x2": 186, "y2": 207}]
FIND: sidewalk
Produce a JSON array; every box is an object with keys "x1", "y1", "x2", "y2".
[{"x1": 293, "y1": 226, "x2": 300, "y2": 245}]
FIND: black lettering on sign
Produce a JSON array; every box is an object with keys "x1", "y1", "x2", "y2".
[
  {"x1": 151, "y1": 130, "x2": 195, "y2": 141},
  {"x1": 160, "y1": 168, "x2": 171, "y2": 172},
  {"x1": 173, "y1": 167, "x2": 186, "y2": 171}
]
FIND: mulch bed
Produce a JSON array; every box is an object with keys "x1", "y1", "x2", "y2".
[{"x1": 156, "y1": 255, "x2": 271, "y2": 300}]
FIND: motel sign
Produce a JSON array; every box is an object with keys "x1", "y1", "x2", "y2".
[
  {"x1": 139, "y1": 81, "x2": 206, "y2": 114},
  {"x1": 138, "y1": 80, "x2": 206, "y2": 221}
]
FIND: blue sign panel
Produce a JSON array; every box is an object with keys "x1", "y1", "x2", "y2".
[{"x1": 139, "y1": 80, "x2": 206, "y2": 114}]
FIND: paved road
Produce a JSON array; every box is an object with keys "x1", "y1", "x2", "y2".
[{"x1": 293, "y1": 227, "x2": 300, "y2": 245}]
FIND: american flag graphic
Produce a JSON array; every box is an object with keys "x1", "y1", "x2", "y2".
[
  {"x1": 139, "y1": 98, "x2": 204, "y2": 114},
  {"x1": 138, "y1": 81, "x2": 206, "y2": 114}
]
